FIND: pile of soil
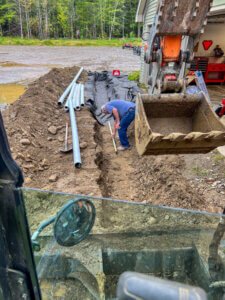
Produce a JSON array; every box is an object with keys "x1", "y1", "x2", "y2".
[
  {"x1": 2, "y1": 66, "x2": 225, "y2": 216},
  {"x1": 2, "y1": 66, "x2": 102, "y2": 196},
  {"x1": 133, "y1": 155, "x2": 204, "y2": 210}
]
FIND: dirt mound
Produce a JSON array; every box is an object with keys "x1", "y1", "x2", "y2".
[
  {"x1": 133, "y1": 155, "x2": 204, "y2": 210},
  {"x1": 2, "y1": 66, "x2": 102, "y2": 195}
]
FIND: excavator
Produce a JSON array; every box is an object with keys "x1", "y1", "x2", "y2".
[
  {"x1": 135, "y1": 0, "x2": 225, "y2": 155},
  {"x1": 1, "y1": 1, "x2": 225, "y2": 300}
]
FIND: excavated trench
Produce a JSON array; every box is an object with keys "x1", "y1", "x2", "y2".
[
  {"x1": 94, "y1": 125, "x2": 111, "y2": 198},
  {"x1": 94, "y1": 122, "x2": 140, "y2": 202}
]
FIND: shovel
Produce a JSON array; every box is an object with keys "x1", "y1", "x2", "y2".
[
  {"x1": 59, "y1": 122, "x2": 73, "y2": 153},
  {"x1": 108, "y1": 121, "x2": 118, "y2": 154}
]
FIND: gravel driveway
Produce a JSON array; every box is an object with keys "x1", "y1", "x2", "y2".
[{"x1": 0, "y1": 46, "x2": 141, "y2": 84}]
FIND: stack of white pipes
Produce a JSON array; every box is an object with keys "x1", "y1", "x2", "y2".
[
  {"x1": 57, "y1": 68, "x2": 85, "y2": 169},
  {"x1": 64, "y1": 83, "x2": 85, "y2": 111}
]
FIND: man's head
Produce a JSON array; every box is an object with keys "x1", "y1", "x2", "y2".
[{"x1": 101, "y1": 104, "x2": 108, "y2": 114}]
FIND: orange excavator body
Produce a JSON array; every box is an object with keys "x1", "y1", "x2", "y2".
[{"x1": 161, "y1": 35, "x2": 182, "y2": 62}]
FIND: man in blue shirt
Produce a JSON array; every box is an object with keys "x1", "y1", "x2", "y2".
[{"x1": 101, "y1": 100, "x2": 136, "y2": 151}]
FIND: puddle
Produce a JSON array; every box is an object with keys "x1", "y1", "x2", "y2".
[
  {"x1": 0, "y1": 61, "x2": 62, "y2": 69},
  {"x1": 0, "y1": 84, "x2": 26, "y2": 104},
  {"x1": 0, "y1": 61, "x2": 28, "y2": 68}
]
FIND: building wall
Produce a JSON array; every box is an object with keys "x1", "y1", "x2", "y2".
[
  {"x1": 140, "y1": 0, "x2": 158, "y2": 84},
  {"x1": 197, "y1": 23, "x2": 225, "y2": 61},
  {"x1": 211, "y1": 0, "x2": 225, "y2": 14},
  {"x1": 213, "y1": 0, "x2": 225, "y2": 6}
]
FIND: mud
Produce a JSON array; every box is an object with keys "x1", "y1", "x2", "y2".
[
  {"x1": 2, "y1": 65, "x2": 225, "y2": 217},
  {"x1": 0, "y1": 83, "x2": 26, "y2": 104}
]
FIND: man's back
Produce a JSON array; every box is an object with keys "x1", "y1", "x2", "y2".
[{"x1": 105, "y1": 100, "x2": 135, "y2": 119}]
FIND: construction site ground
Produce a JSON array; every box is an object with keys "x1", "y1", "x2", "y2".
[{"x1": 2, "y1": 56, "x2": 225, "y2": 216}]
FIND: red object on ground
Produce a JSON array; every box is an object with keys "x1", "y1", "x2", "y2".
[
  {"x1": 219, "y1": 99, "x2": 225, "y2": 117},
  {"x1": 112, "y1": 70, "x2": 121, "y2": 76},
  {"x1": 202, "y1": 40, "x2": 213, "y2": 51}
]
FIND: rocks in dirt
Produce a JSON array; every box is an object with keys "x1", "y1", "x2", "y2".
[
  {"x1": 80, "y1": 142, "x2": 88, "y2": 150},
  {"x1": 40, "y1": 159, "x2": 49, "y2": 168},
  {"x1": 41, "y1": 158, "x2": 48, "y2": 165},
  {"x1": 20, "y1": 138, "x2": 31, "y2": 146},
  {"x1": 25, "y1": 177, "x2": 32, "y2": 184},
  {"x1": 25, "y1": 154, "x2": 33, "y2": 162},
  {"x1": 212, "y1": 180, "x2": 221, "y2": 187},
  {"x1": 23, "y1": 163, "x2": 35, "y2": 169},
  {"x1": 133, "y1": 155, "x2": 205, "y2": 210},
  {"x1": 49, "y1": 174, "x2": 59, "y2": 182},
  {"x1": 58, "y1": 136, "x2": 64, "y2": 142},
  {"x1": 48, "y1": 126, "x2": 58, "y2": 135},
  {"x1": 89, "y1": 142, "x2": 97, "y2": 149},
  {"x1": 14, "y1": 152, "x2": 25, "y2": 160}
]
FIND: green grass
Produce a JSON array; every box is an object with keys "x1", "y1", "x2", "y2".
[
  {"x1": 192, "y1": 166, "x2": 209, "y2": 177},
  {"x1": 213, "y1": 152, "x2": 225, "y2": 164},
  {"x1": 128, "y1": 70, "x2": 140, "y2": 82},
  {"x1": 0, "y1": 37, "x2": 141, "y2": 47},
  {"x1": 139, "y1": 83, "x2": 148, "y2": 90}
]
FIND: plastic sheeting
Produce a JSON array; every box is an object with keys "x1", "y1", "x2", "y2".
[{"x1": 85, "y1": 71, "x2": 139, "y2": 125}]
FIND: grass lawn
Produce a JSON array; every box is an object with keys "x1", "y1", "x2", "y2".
[{"x1": 0, "y1": 37, "x2": 141, "y2": 47}]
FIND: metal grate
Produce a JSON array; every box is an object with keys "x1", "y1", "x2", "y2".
[{"x1": 190, "y1": 58, "x2": 208, "y2": 72}]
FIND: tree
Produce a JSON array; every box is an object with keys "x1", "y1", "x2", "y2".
[
  {"x1": 0, "y1": 2, "x2": 16, "y2": 35},
  {"x1": 0, "y1": 0, "x2": 139, "y2": 39}
]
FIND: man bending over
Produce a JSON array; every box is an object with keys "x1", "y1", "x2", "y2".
[{"x1": 101, "y1": 100, "x2": 136, "y2": 151}]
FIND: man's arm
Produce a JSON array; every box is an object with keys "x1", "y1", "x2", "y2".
[{"x1": 112, "y1": 108, "x2": 120, "y2": 136}]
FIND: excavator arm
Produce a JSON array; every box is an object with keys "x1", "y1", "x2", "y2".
[
  {"x1": 135, "y1": 0, "x2": 225, "y2": 155},
  {"x1": 144, "y1": 0, "x2": 213, "y2": 94}
]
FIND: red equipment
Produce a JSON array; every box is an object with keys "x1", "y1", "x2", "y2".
[
  {"x1": 112, "y1": 70, "x2": 121, "y2": 76},
  {"x1": 220, "y1": 99, "x2": 225, "y2": 117},
  {"x1": 190, "y1": 57, "x2": 225, "y2": 83}
]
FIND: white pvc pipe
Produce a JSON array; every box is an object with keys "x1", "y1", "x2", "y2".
[
  {"x1": 68, "y1": 98, "x2": 82, "y2": 168},
  {"x1": 72, "y1": 84, "x2": 80, "y2": 109},
  {"x1": 75, "y1": 84, "x2": 81, "y2": 111},
  {"x1": 58, "y1": 67, "x2": 84, "y2": 106},
  {"x1": 80, "y1": 84, "x2": 85, "y2": 107},
  {"x1": 64, "y1": 82, "x2": 77, "y2": 111}
]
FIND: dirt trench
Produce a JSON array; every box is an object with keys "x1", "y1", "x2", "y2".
[
  {"x1": 95, "y1": 124, "x2": 138, "y2": 200},
  {"x1": 94, "y1": 124, "x2": 213, "y2": 212}
]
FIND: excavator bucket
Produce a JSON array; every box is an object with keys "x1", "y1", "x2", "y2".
[{"x1": 135, "y1": 93, "x2": 225, "y2": 155}]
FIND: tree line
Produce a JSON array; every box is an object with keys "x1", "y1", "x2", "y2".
[{"x1": 0, "y1": 0, "x2": 139, "y2": 39}]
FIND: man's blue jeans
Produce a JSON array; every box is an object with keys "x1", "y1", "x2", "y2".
[{"x1": 118, "y1": 108, "x2": 135, "y2": 148}]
